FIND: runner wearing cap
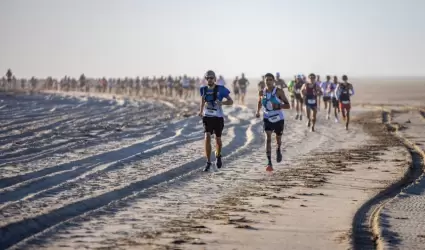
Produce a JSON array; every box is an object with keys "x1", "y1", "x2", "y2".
[
  {"x1": 275, "y1": 72, "x2": 287, "y2": 89},
  {"x1": 199, "y1": 70, "x2": 234, "y2": 172}
]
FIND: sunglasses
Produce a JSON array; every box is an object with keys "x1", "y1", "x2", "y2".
[{"x1": 206, "y1": 77, "x2": 214, "y2": 80}]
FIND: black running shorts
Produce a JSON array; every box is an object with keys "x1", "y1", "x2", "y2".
[
  {"x1": 323, "y1": 96, "x2": 331, "y2": 102},
  {"x1": 202, "y1": 116, "x2": 224, "y2": 137},
  {"x1": 295, "y1": 93, "x2": 303, "y2": 102},
  {"x1": 263, "y1": 119, "x2": 284, "y2": 136},
  {"x1": 332, "y1": 97, "x2": 339, "y2": 108}
]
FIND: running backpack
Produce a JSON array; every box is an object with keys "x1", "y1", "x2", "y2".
[{"x1": 202, "y1": 85, "x2": 219, "y2": 102}]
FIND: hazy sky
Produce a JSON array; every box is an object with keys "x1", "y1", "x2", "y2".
[{"x1": 1, "y1": 0, "x2": 424, "y2": 78}]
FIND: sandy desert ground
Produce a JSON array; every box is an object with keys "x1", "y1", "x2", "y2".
[{"x1": 0, "y1": 79, "x2": 424, "y2": 250}]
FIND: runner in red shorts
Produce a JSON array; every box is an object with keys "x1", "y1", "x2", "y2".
[{"x1": 335, "y1": 75, "x2": 355, "y2": 130}]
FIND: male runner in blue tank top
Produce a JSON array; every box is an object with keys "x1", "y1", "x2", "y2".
[
  {"x1": 255, "y1": 73, "x2": 291, "y2": 171},
  {"x1": 198, "y1": 70, "x2": 233, "y2": 172}
]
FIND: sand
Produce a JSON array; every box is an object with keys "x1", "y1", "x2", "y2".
[{"x1": 0, "y1": 79, "x2": 424, "y2": 250}]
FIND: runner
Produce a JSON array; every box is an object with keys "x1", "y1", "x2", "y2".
[
  {"x1": 255, "y1": 73, "x2": 290, "y2": 171},
  {"x1": 237, "y1": 73, "x2": 249, "y2": 105},
  {"x1": 79, "y1": 74, "x2": 86, "y2": 92},
  {"x1": 30, "y1": 77, "x2": 37, "y2": 92},
  {"x1": 257, "y1": 75, "x2": 265, "y2": 91},
  {"x1": 232, "y1": 76, "x2": 240, "y2": 102},
  {"x1": 198, "y1": 70, "x2": 233, "y2": 172},
  {"x1": 335, "y1": 75, "x2": 355, "y2": 130},
  {"x1": 5, "y1": 69, "x2": 12, "y2": 90},
  {"x1": 331, "y1": 76, "x2": 340, "y2": 122},
  {"x1": 20, "y1": 78, "x2": 26, "y2": 90},
  {"x1": 316, "y1": 75, "x2": 322, "y2": 110},
  {"x1": 320, "y1": 75, "x2": 333, "y2": 119},
  {"x1": 294, "y1": 74, "x2": 304, "y2": 120},
  {"x1": 301, "y1": 73, "x2": 322, "y2": 132},
  {"x1": 287, "y1": 75, "x2": 296, "y2": 109},
  {"x1": 275, "y1": 72, "x2": 287, "y2": 89}
]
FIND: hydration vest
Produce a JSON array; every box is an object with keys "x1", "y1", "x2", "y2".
[
  {"x1": 202, "y1": 85, "x2": 220, "y2": 117},
  {"x1": 339, "y1": 84, "x2": 350, "y2": 101},
  {"x1": 262, "y1": 87, "x2": 281, "y2": 111},
  {"x1": 202, "y1": 85, "x2": 219, "y2": 104}
]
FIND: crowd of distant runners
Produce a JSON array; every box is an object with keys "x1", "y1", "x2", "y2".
[
  {"x1": 1, "y1": 69, "x2": 258, "y2": 103},
  {"x1": 3, "y1": 69, "x2": 354, "y2": 172}
]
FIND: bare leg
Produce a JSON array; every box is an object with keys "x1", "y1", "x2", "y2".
[
  {"x1": 265, "y1": 131, "x2": 272, "y2": 166},
  {"x1": 306, "y1": 107, "x2": 311, "y2": 127},
  {"x1": 318, "y1": 97, "x2": 321, "y2": 111},
  {"x1": 312, "y1": 108, "x2": 317, "y2": 132},
  {"x1": 204, "y1": 133, "x2": 212, "y2": 163},
  {"x1": 327, "y1": 100, "x2": 332, "y2": 118},
  {"x1": 291, "y1": 96, "x2": 295, "y2": 110},
  {"x1": 345, "y1": 110, "x2": 350, "y2": 130},
  {"x1": 215, "y1": 136, "x2": 222, "y2": 156}
]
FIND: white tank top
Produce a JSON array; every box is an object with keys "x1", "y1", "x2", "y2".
[{"x1": 262, "y1": 87, "x2": 285, "y2": 121}]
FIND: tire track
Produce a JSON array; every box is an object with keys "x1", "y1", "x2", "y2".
[
  {"x1": 375, "y1": 108, "x2": 425, "y2": 249},
  {"x1": 419, "y1": 108, "x2": 425, "y2": 122},
  {"x1": 0, "y1": 113, "x2": 248, "y2": 210},
  {"x1": 0, "y1": 113, "x2": 256, "y2": 249},
  {"x1": 0, "y1": 104, "x2": 176, "y2": 166},
  {"x1": 0, "y1": 126, "x2": 203, "y2": 207},
  {"x1": 0, "y1": 117, "x2": 197, "y2": 191},
  {"x1": 352, "y1": 108, "x2": 425, "y2": 250},
  {"x1": 0, "y1": 126, "x2": 158, "y2": 169},
  {"x1": 0, "y1": 104, "x2": 124, "y2": 144}
]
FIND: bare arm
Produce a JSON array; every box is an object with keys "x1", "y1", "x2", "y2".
[
  {"x1": 335, "y1": 84, "x2": 340, "y2": 100},
  {"x1": 199, "y1": 97, "x2": 206, "y2": 115},
  {"x1": 256, "y1": 90, "x2": 262, "y2": 114},
  {"x1": 221, "y1": 95, "x2": 233, "y2": 105},
  {"x1": 349, "y1": 84, "x2": 355, "y2": 96},
  {"x1": 277, "y1": 89, "x2": 290, "y2": 109},
  {"x1": 300, "y1": 84, "x2": 306, "y2": 98}
]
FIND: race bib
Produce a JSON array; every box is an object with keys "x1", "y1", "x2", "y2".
[
  {"x1": 205, "y1": 109, "x2": 218, "y2": 116},
  {"x1": 307, "y1": 99, "x2": 316, "y2": 104},
  {"x1": 295, "y1": 89, "x2": 301, "y2": 94},
  {"x1": 268, "y1": 115, "x2": 280, "y2": 123},
  {"x1": 342, "y1": 100, "x2": 350, "y2": 104}
]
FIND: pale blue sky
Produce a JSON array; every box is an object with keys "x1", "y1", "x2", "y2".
[{"x1": 1, "y1": 0, "x2": 424, "y2": 78}]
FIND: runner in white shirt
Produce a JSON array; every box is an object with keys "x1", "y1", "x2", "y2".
[
  {"x1": 329, "y1": 76, "x2": 340, "y2": 123},
  {"x1": 320, "y1": 75, "x2": 333, "y2": 119},
  {"x1": 182, "y1": 75, "x2": 190, "y2": 98}
]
